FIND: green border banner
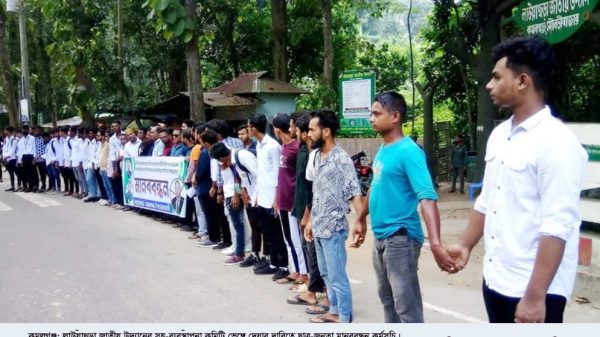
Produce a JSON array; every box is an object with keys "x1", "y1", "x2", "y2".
[
  {"x1": 338, "y1": 69, "x2": 376, "y2": 136},
  {"x1": 514, "y1": 0, "x2": 599, "y2": 44}
]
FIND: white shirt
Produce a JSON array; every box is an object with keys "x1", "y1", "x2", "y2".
[
  {"x1": 44, "y1": 140, "x2": 55, "y2": 165},
  {"x1": 255, "y1": 134, "x2": 280, "y2": 208},
  {"x1": 109, "y1": 133, "x2": 122, "y2": 162},
  {"x1": 152, "y1": 139, "x2": 165, "y2": 157},
  {"x1": 305, "y1": 149, "x2": 317, "y2": 182},
  {"x1": 232, "y1": 149, "x2": 258, "y2": 203},
  {"x1": 17, "y1": 135, "x2": 35, "y2": 163},
  {"x1": 83, "y1": 139, "x2": 97, "y2": 169},
  {"x1": 70, "y1": 137, "x2": 83, "y2": 167},
  {"x1": 124, "y1": 138, "x2": 142, "y2": 158},
  {"x1": 2, "y1": 135, "x2": 17, "y2": 160},
  {"x1": 63, "y1": 136, "x2": 73, "y2": 167},
  {"x1": 46, "y1": 137, "x2": 61, "y2": 165},
  {"x1": 474, "y1": 106, "x2": 588, "y2": 299}
]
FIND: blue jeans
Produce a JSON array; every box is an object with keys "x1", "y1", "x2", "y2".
[
  {"x1": 100, "y1": 170, "x2": 116, "y2": 203},
  {"x1": 85, "y1": 168, "x2": 99, "y2": 198},
  {"x1": 226, "y1": 197, "x2": 245, "y2": 257},
  {"x1": 315, "y1": 229, "x2": 352, "y2": 323},
  {"x1": 47, "y1": 164, "x2": 61, "y2": 191},
  {"x1": 373, "y1": 234, "x2": 423, "y2": 323}
]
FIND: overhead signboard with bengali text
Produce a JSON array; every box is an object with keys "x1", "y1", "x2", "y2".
[
  {"x1": 514, "y1": 0, "x2": 599, "y2": 44},
  {"x1": 338, "y1": 69, "x2": 376, "y2": 136}
]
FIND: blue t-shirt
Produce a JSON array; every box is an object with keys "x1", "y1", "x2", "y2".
[{"x1": 369, "y1": 137, "x2": 437, "y2": 243}]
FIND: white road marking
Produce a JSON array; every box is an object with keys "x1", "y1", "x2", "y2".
[
  {"x1": 423, "y1": 301, "x2": 486, "y2": 323},
  {"x1": 0, "y1": 201, "x2": 13, "y2": 212},
  {"x1": 14, "y1": 192, "x2": 63, "y2": 207}
]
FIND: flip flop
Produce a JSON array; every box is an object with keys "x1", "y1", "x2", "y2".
[
  {"x1": 305, "y1": 302, "x2": 329, "y2": 315},
  {"x1": 287, "y1": 294, "x2": 317, "y2": 306},
  {"x1": 309, "y1": 314, "x2": 338, "y2": 323},
  {"x1": 292, "y1": 284, "x2": 308, "y2": 293},
  {"x1": 275, "y1": 277, "x2": 295, "y2": 284}
]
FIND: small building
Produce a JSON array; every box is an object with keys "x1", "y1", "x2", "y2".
[{"x1": 209, "y1": 71, "x2": 309, "y2": 121}]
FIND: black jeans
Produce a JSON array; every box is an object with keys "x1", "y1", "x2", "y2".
[
  {"x1": 302, "y1": 233, "x2": 326, "y2": 293},
  {"x1": 199, "y1": 194, "x2": 222, "y2": 243},
  {"x1": 482, "y1": 280, "x2": 566, "y2": 323},
  {"x1": 5, "y1": 159, "x2": 17, "y2": 188},
  {"x1": 246, "y1": 206, "x2": 264, "y2": 255},
  {"x1": 36, "y1": 161, "x2": 47, "y2": 189},
  {"x1": 22, "y1": 154, "x2": 39, "y2": 190},
  {"x1": 257, "y1": 206, "x2": 288, "y2": 268}
]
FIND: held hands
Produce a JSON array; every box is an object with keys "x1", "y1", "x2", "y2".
[
  {"x1": 232, "y1": 193, "x2": 241, "y2": 210},
  {"x1": 241, "y1": 190, "x2": 250, "y2": 206},
  {"x1": 431, "y1": 244, "x2": 459, "y2": 273},
  {"x1": 445, "y1": 243, "x2": 471, "y2": 274}
]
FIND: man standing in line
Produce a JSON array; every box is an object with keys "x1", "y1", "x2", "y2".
[
  {"x1": 44, "y1": 129, "x2": 61, "y2": 193},
  {"x1": 249, "y1": 114, "x2": 288, "y2": 277},
  {"x1": 449, "y1": 134, "x2": 467, "y2": 193},
  {"x1": 355, "y1": 92, "x2": 456, "y2": 323},
  {"x1": 109, "y1": 121, "x2": 124, "y2": 205},
  {"x1": 83, "y1": 127, "x2": 101, "y2": 203},
  {"x1": 17, "y1": 125, "x2": 38, "y2": 193},
  {"x1": 33, "y1": 126, "x2": 47, "y2": 192},
  {"x1": 151, "y1": 126, "x2": 165, "y2": 157},
  {"x1": 2, "y1": 127, "x2": 18, "y2": 192},
  {"x1": 238, "y1": 125, "x2": 257, "y2": 155},
  {"x1": 304, "y1": 110, "x2": 363, "y2": 323},
  {"x1": 71, "y1": 127, "x2": 87, "y2": 199},
  {"x1": 447, "y1": 36, "x2": 588, "y2": 323},
  {"x1": 272, "y1": 113, "x2": 307, "y2": 283}
]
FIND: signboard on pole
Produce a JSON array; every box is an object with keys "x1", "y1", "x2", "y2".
[
  {"x1": 514, "y1": 0, "x2": 599, "y2": 44},
  {"x1": 338, "y1": 69, "x2": 376, "y2": 136},
  {"x1": 19, "y1": 99, "x2": 29, "y2": 123},
  {"x1": 6, "y1": 0, "x2": 17, "y2": 12},
  {"x1": 122, "y1": 156, "x2": 189, "y2": 217}
]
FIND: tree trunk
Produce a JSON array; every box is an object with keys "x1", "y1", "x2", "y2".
[
  {"x1": 33, "y1": 8, "x2": 54, "y2": 127},
  {"x1": 472, "y1": 5, "x2": 501, "y2": 182},
  {"x1": 321, "y1": 0, "x2": 334, "y2": 107},
  {"x1": 270, "y1": 0, "x2": 288, "y2": 82},
  {"x1": 0, "y1": 5, "x2": 19, "y2": 127},
  {"x1": 226, "y1": 10, "x2": 241, "y2": 78},
  {"x1": 185, "y1": 0, "x2": 206, "y2": 122},
  {"x1": 75, "y1": 64, "x2": 96, "y2": 127},
  {"x1": 416, "y1": 81, "x2": 437, "y2": 183},
  {"x1": 168, "y1": 64, "x2": 186, "y2": 97}
]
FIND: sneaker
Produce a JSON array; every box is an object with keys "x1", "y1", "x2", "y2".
[
  {"x1": 254, "y1": 265, "x2": 278, "y2": 275},
  {"x1": 253, "y1": 257, "x2": 269, "y2": 271},
  {"x1": 240, "y1": 255, "x2": 259, "y2": 268},
  {"x1": 197, "y1": 239, "x2": 219, "y2": 248},
  {"x1": 221, "y1": 246, "x2": 235, "y2": 255},
  {"x1": 223, "y1": 255, "x2": 244, "y2": 266},
  {"x1": 212, "y1": 242, "x2": 231, "y2": 250},
  {"x1": 5, "y1": 187, "x2": 15, "y2": 192},
  {"x1": 98, "y1": 199, "x2": 108, "y2": 206},
  {"x1": 272, "y1": 268, "x2": 291, "y2": 281}
]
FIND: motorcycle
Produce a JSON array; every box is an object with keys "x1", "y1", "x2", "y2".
[{"x1": 351, "y1": 150, "x2": 373, "y2": 196}]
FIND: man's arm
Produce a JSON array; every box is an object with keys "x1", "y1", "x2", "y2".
[{"x1": 421, "y1": 199, "x2": 456, "y2": 272}]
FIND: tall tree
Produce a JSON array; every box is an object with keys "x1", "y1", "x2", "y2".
[
  {"x1": 271, "y1": 0, "x2": 288, "y2": 82},
  {"x1": 321, "y1": 0, "x2": 334, "y2": 106},
  {"x1": 0, "y1": 3, "x2": 19, "y2": 127},
  {"x1": 185, "y1": 0, "x2": 206, "y2": 122}
]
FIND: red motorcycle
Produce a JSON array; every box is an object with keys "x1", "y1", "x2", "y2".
[{"x1": 351, "y1": 151, "x2": 372, "y2": 196}]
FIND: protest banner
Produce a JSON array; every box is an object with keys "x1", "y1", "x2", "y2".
[{"x1": 121, "y1": 156, "x2": 188, "y2": 217}]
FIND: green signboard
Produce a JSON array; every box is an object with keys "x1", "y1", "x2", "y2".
[
  {"x1": 514, "y1": 0, "x2": 599, "y2": 44},
  {"x1": 583, "y1": 144, "x2": 600, "y2": 162},
  {"x1": 338, "y1": 69, "x2": 376, "y2": 136}
]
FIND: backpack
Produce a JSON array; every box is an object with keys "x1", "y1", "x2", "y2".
[{"x1": 233, "y1": 149, "x2": 256, "y2": 185}]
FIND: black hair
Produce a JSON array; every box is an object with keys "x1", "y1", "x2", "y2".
[
  {"x1": 249, "y1": 114, "x2": 267, "y2": 134},
  {"x1": 157, "y1": 127, "x2": 167, "y2": 134},
  {"x1": 373, "y1": 91, "x2": 408, "y2": 123},
  {"x1": 297, "y1": 113, "x2": 311, "y2": 133},
  {"x1": 22, "y1": 125, "x2": 30, "y2": 130},
  {"x1": 167, "y1": 127, "x2": 174, "y2": 136},
  {"x1": 290, "y1": 111, "x2": 307, "y2": 123},
  {"x1": 77, "y1": 127, "x2": 85, "y2": 134},
  {"x1": 138, "y1": 127, "x2": 148, "y2": 134},
  {"x1": 5, "y1": 126, "x2": 14, "y2": 132},
  {"x1": 60, "y1": 127, "x2": 69, "y2": 133},
  {"x1": 209, "y1": 142, "x2": 231, "y2": 160},
  {"x1": 112, "y1": 120, "x2": 121, "y2": 126},
  {"x1": 51, "y1": 128, "x2": 59, "y2": 134},
  {"x1": 42, "y1": 132, "x2": 50, "y2": 137},
  {"x1": 15, "y1": 128, "x2": 22, "y2": 133},
  {"x1": 206, "y1": 119, "x2": 230, "y2": 138},
  {"x1": 194, "y1": 124, "x2": 206, "y2": 134},
  {"x1": 89, "y1": 127, "x2": 98, "y2": 134},
  {"x1": 182, "y1": 119, "x2": 194, "y2": 128},
  {"x1": 492, "y1": 36, "x2": 556, "y2": 91},
  {"x1": 237, "y1": 125, "x2": 249, "y2": 133},
  {"x1": 313, "y1": 110, "x2": 340, "y2": 137},
  {"x1": 200, "y1": 129, "x2": 219, "y2": 146}
]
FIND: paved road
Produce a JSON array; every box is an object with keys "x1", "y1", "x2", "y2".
[{"x1": 0, "y1": 179, "x2": 598, "y2": 323}]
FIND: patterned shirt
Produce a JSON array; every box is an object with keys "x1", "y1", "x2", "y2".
[
  {"x1": 35, "y1": 136, "x2": 45, "y2": 162},
  {"x1": 310, "y1": 145, "x2": 360, "y2": 239}
]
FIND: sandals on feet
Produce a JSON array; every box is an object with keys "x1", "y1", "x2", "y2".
[
  {"x1": 286, "y1": 294, "x2": 317, "y2": 306},
  {"x1": 305, "y1": 302, "x2": 329, "y2": 315},
  {"x1": 309, "y1": 314, "x2": 338, "y2": 323}
]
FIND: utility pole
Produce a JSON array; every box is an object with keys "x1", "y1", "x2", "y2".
[{"x1": 8, "y1": 0, "x2": 31, "y2": 124}]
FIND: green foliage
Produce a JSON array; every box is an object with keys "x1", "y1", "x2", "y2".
[{"x1": 144, "y1": 0, "x2": 194, "y2": 43}]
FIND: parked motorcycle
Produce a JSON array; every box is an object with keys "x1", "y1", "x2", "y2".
[{"x1": 351, "y1": 150, "x2": 373, "y2": 196}]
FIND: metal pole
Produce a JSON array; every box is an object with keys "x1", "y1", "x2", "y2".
[{"x1": 18, "y1": 0, "x2": 31, "y2": 124}]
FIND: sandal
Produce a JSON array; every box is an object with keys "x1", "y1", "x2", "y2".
[
  {"x1": 305, "y1": 302, "x2": 329, "y2": 315},
  {"x1": 292, "y1": 284, "x2": 308, "y2": 293},
  {"x1": 287, "y1": 294, "x2": 317, "y2": 306},
  {"x1": 309, "y1": 314, "x2": 339, "y2": 323},
  {"x1": 275, "y1": 276, "x2": 296, "y2": 284}
]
